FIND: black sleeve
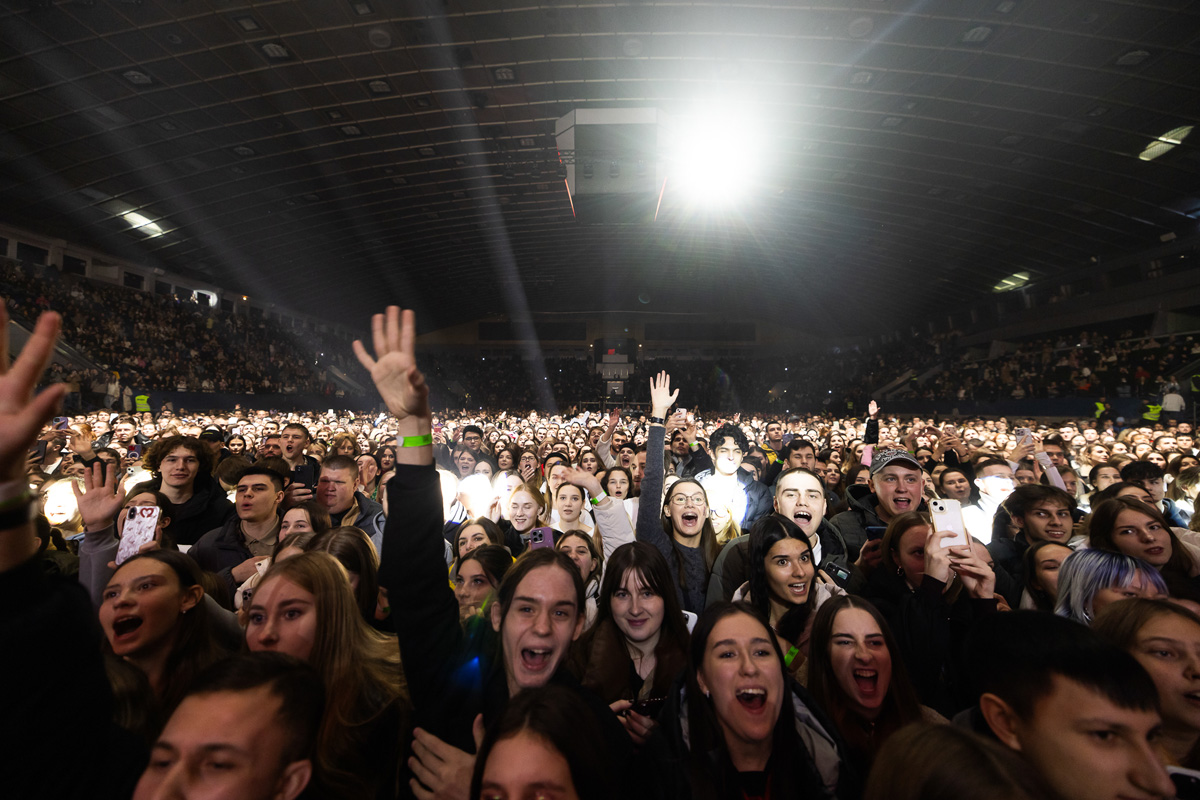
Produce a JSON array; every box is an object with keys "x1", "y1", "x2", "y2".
[
  {"x1": 379, "y1": 463, "x2": 478, "y2": 750},
  {"x1": 864, "y1": 418, "x2": 879, "y2": 446},
  {"x1": 0, "y1": 557, "x2": 146, "y2": 800}
]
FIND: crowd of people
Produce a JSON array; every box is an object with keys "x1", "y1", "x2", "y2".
[
  {"x1": 8, "y1": 257, "x2": 1198, "y2": 418},
  {"x1": 918, "y1": 329, "x2": 1199, "y2": 404},
  {"x1": 10, "y1": 299, "x2": 1200, "y2": 800},
  {"x1": 0, "y1": 258, "x2": 358, "y2": 397}
]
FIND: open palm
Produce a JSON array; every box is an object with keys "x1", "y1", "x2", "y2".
[
  {"x1": 353, "y1": 307, "x2": 430, "y2": 422},
  {"x1": 0, "y1": 306, "x2": 65, "y2": 483}
]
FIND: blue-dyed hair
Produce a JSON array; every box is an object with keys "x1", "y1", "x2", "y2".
[{"x1": 1054, "y1": 548, "x2": 1167, "y2": 625}]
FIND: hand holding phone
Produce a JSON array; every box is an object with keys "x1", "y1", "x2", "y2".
[
  {"x1": 929, "y1": 499, "x2": 970, "y2": 551},
  {"x1": 116, "y1": 506, "x2": 161, "y2": 565}
]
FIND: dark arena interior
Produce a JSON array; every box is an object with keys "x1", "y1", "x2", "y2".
[{"x1": 4, "y1": 3, "x2": 1200, "y2": 800}]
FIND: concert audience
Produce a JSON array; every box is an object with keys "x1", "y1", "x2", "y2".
[{"x1": 6, "y1": 298, "x2": 1200, "y2": 800}]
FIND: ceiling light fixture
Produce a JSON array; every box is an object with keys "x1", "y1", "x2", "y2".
[
  {"x1": 351, "y1": 1, "x2": 374, "y2": 15},
  {"x1": 993, "y1": 270, "x2": 1030, "y2": 292},
  {"x1": 667, "y1": 105, "x2": 763, "y2": 206},
  {"x1": 233, "y1": 16, "x2": 261, "y2": 32},
  {"x1": 962, "y1": 26, "x2": 992, "y2": 43},
  {"x1": 260, "y1": 42, "x2": 291, "y2": 60},
  {"x1": 123, "y1": 212, "x2": 164, "y2": 237},
  {"x1": 122, "y1": 69, "x2": 153, "y2": 86},
  {"x1": 1138, "y1": 125, "x2": 1193, "y2": 162}
]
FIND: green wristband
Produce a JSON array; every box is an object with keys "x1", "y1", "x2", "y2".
[
  {"x1": 0, "y1": 489, "x2": 34, "y2": 513},
  {"x1": 399, "y1": 434, "x2": 433, "y2": 448}
]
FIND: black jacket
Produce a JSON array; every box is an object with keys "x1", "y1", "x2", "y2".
[
  {"x1": 379, "y1": 464, "x2": 635, "y2": 784},
  {"x1": 695, "y1": 467, "x2": 774, "y2": 530},
  {"x1": 159, "y1": 476, "x2": 234, "y2": 547},
  {"x1": 828, "y1": 485, "x2": 928, "y2": 563},
  {"x1": 191, "y1": 515, "x2": 278, "y2": 595},
  {"x1": 861, "y1": 567, "x2": 997, "y2": 717}
]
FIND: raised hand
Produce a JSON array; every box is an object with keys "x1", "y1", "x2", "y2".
[
  {"x1": 353, "y1": 307, "x2": 430, "y2": 423},
  {"x1": 868, "y1": 400, "x2": 879, "y2": 418},
  {"x1": 0, "y1": 305, "x2": 65, "y2": 483},
  {"x1": 72, "y1": 461, "x2": 128, "y2": 531},
  {"x1": 559, "y1": 465, "x2": 602, "y2": 499},
  {"x1": 648, "y1": 371, "x2": 678, "y2": 419}
]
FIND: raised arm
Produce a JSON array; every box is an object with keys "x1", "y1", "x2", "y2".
[
  {"x1": 635, "y1": 372, "x2": 677, "y2": 559},
  {"x1": 356, "y1": 307, "x2": 467, "y2": 740},
  {"x1": 560, "y1": 466, "x2": 632, "y2": 562}
]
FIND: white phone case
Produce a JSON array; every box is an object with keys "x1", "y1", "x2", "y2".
[
  {"x1": 116, "y1": 506, "x2": 161, "y2": 565},
  {"x1": 929, "y1": 499, "x2": 970, "y2": 550}
]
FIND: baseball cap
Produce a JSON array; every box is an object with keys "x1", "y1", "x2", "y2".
[{"x1": 869, "y1": 447, "x2": 923, "y2": 475}]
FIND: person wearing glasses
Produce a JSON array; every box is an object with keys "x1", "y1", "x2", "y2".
[{"x1": 634, "y1": 372, "x2": 724, "y2": 613}]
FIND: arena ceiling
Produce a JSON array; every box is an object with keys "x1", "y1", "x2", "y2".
[{"x1": 1, "y1": 0, "x2": 1199, "y2": 336}]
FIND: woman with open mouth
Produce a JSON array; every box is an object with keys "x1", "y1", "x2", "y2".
[
  {"x1": 1094, "y1": 598, "x2": 1200, "y2": 770},
  {"x1": 1087, "y1": 496, "x2": 1200, "y2": 602},
  {"x1": 653, "y1": 602, "x2": 857, "y2": 799},
  {"x1": 735, "y1": 515, "x2": 846, "y2": 678},
  {"x1": 99, "y1": 550, "x2": 230, "y2": 722},
  {"x1": 806, "y1": 595, "x2": 930, "y2": 774},
  {"x1": 636, "y1": 371, "x2": 722, "y2": 614}
]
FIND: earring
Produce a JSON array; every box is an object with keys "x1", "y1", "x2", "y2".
[
  {"x1": 896, "y1": 565, "x2": 904, "y2": 577},
  {"x1": 704, "y1": 690, "x2": 710, "y2": 698}
]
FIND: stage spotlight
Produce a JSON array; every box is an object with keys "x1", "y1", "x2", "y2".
[{"x1": 667, "y1": 109, "x2": 761, "y2": 205}]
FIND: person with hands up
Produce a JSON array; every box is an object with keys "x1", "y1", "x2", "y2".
[
  {"x1": 360, "y1": 307, "x2": 633, "y2": 800},
  {"x1": 635, "y1": 372, "x2": 723, "y2": 614},
  {"x1": 0, "y1": 306, "x2": 159, "y2": 800}
]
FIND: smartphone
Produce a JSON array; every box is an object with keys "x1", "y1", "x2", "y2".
[
  {"x1": 528, "y1": 527, "x2": 555, "y2": 550},
  {"x1": 865, "y1": 525, "x2": 887, "y2": 541},
  {"x1": 53, "y1": 416, "x2": 70, "y2": 430},
  {"x1": 293, "y1": 462, "x2": 317, "y2": 489},
  {"x1": 30, "y1": 441, "x2": 47, "y2": 461},
  {"x1": 128, "y1": 444, "x2": 143, "y2": 459},
  {"x1": 1170, "y1": 767, "x2": 1200, "y2": 800},
  {"x1": 116, "y1": 506, "x2": 161, "y2": 566},
  {"x1": 825, "y1": 563, "x2": 853, "y2": 585},
  {"x1": 929, "y1": 499, "x2": 970, "y2": 550},
  {"x1": 1015, "y1": 427, "x2": 1033, "y2": 446},
  {"x1": 630, "y1": 696, "x2": 667, "y2": 718}
]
